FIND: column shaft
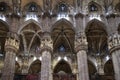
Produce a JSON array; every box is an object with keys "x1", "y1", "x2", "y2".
[
  {"x1": 77, "y1": 50, "x2": 89, "y2": 80},
  {"x1": 1, "y1": 32, "x2": 19, "y2": 80},
  {"x1": 40, "y1": 51, "x2": 51, "y2": 80},
  {"x1": 112, "y1": 50, "x2": 120, "y2": 80},
  {"x1": 2, "y1": 51, "x2": 16, "y2": 80}
]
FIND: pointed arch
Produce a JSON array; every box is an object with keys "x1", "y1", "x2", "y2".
[
  {"x1": 23, "y1": 2, "x2": 42, "y2": 12},
  {"x1": 88, "y1": 60, "x2": 97, "y2": 75},
  {"x1": 51, "y1": 19, "x2": 75, "y2": 52},
  {"x1": 88, "y1": 1, "x2": 102, "y2": 12},
  {"x1": 53, "y1": 1, "x2": 70, "y2": 13},
  {"x1": 53, "y1": 60, "x2": 72, "y2": 74},
  {"x1": 51, "y1": 19, "x2": 75, "y2": 32},
  {"x1": 29, "y1": 59, "x2": 41, "y2": 74},
  {"x1": 86, "y1": 19, "x2": 107, "y2": 34},
  {"x1": 85, "y1": 19, "x2": 108, "y2": 56},
  {"x1": 104, "y1": 59, "x2": 114, "y2": 75},
  {"x1": 18, "y1": 20, "x2": 42, "y2": 54},
  {"x1": 18, "y1": 20, "x2": 43, "y2": 34}
]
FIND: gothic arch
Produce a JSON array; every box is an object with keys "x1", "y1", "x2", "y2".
[
  {"x1": 53, "y1": 1, "x2": 70, "y2": 13},
  {"x1": 22, "y1": 2, "x2": 42, "y2": 12},
  {"x1": 88, "y1": 1, "x2": 102, "y2": 13},
  {"x1": 86, "y1": 19, "x2": 107, "y2": 32},
  {"x1": 53, "y1": 60, "x2": 72, "y2": 74},
  {"x1": 51, "y1": 19, "x2": 75, "y2": 32},
  {"x1": 104, "y1": 59, "x2": 114, "y2": 75},
  {"x1": 51, "y1": 19, "x2": 75, "y2": 52},
  {"x1": 18, "y1": 20, "x2": 43, "y2": 34},
  {"x1": 85, "y1": 19, "x2": 108, "y2": 56},
  {"x1": 18, "y1": 21, "x2": 42, "y2": 54},
  {"x1": 28, "y1": 59, "x2": 41, "y2": 74},
  {"x1": 88, "y1": 60, "x2": 97, "y2": 74}
]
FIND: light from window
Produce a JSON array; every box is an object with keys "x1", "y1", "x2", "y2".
[
  {"x1": 58, "y1": 4, "x2": 68, "y2": 13},
  {"x1": 59, "y1": 45, "x2": 65, "y2": 52},
  {"x1": 29, "y1": 4, "x2": 37, "y2": 12},
  {"x1": 0, "y1": 3, "x2": 6, "y2": 12},
  {"x1": 89, "y1": 4, "x2": 98, "y2": 12}
]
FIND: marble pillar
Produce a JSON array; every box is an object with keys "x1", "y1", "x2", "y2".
[
  {"x1": 75, "y1": 32, "x2": 89, "y2": 80},
  {"x1": 1, "y1": 32, "x2": 19, "y2": 80},
  {"x1": 40, "y1": 32, "x2": 53, "y2": 80},
  {"x1": 108, "y1": 32, "x2": 120, "y2": 80}
]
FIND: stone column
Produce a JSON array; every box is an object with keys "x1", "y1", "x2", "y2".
[
  {"x1": 40, "y1": 33, "x2": 53, "y2": 80},
  {"x1": 1, "y1": 32, "x2": 19, "y2": 80},
  {"x1": 108, "y1": 32, "x2": 120, "y2": 80},
  {"x1": 75, "y1": 32, "x2": 89, "y2": 80}
]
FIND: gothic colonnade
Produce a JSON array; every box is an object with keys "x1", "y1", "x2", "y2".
[
  {"x1": 1, "y1": 31, "x2": 120, "y2": 80},
  {"x1": 0, "y1": 20, "x2": 119, "y2": 80},
  {"x1": 1, "y1": 31, "x2": 90, "y2": 80}
]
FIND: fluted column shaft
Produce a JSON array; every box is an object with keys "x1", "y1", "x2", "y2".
[
  {"x1": 75, "y1": 32, "x2": 89, "y2": 80},
  {"x1": 108, "y1": 33, "x2": 120, "y2": 80},
  {"x1": 40, "y1": 33, "x2": 53, "y2": 80},
  {"x1": 1, "y1": 32, "x2": 19, "y2": 80}
]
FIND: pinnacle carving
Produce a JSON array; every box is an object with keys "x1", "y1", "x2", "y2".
[
  {"x1": 5, "y1": 32, "x2": 19, "y2": 53},
  {"x1": 75, "y1": 32, "x2": 88, "y2": 52},
  {"x1": 108, "y1": 32, "x2": 120, "y2": 53}
]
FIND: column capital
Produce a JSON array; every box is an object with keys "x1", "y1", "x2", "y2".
[
  {"x1": 108, "y1": 32, "x2": 120, "y2": 53},
  {"x1": 75, "y1": 32, "x2": 88, "y2": 53},
  {"x1": 5, "y1": 32, "x2": 20, "y2": 53},
  {"x1": 40, "y1": 32, "x2": 53, "y2": 53}
]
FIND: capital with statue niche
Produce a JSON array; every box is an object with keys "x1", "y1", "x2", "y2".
[
  {"x1": 5, "y1": 32, "x2": 20, "y2": 53},
  {"x1": 108, "y1": 32, "x2": 120, "y2": 53},
  {"x1": 75, "y1": 32, "x2": 88, "y2": 52},
  {"x1": 40, "y1": 32, "x2": 53, "y2": 53}
]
